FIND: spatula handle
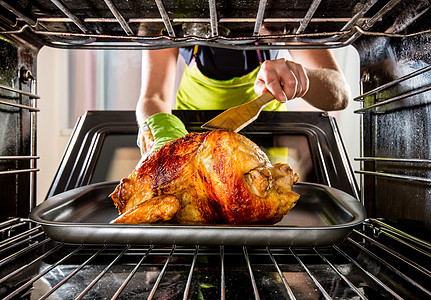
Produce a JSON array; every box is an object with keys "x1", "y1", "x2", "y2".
[{"x1": 252, "y1": 92, "x2": 276, "y2": 109}]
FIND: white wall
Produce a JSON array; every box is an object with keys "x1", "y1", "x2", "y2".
[
  {"x1": 36, "y1": 46, "x2": 361, "y2": 203},
  {"x1": 37, "y1": 48, "x2": 71, "y2": 202}
]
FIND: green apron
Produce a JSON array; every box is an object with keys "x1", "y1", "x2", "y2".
[{"x1": 175, "y1": 52, "x2": 286, "y2": 111}]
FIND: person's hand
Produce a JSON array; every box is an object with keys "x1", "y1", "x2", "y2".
[
  {"x1": 137, "y1": 113, "x2": 188, "y2": 158},
  {"x1": 254, "y1": 58, "x2": 309, "y2": 103}
]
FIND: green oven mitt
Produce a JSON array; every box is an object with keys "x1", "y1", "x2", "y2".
[{"x1": 138, "y1": 113, "x2": 189, "y2": 156}]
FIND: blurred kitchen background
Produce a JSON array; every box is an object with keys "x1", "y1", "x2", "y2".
[{"x1": 36, "y1": 46, "x2": 361, "y2": 203}]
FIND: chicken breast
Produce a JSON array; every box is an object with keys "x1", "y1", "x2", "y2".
[{"x1": 110, "y1": 129, "x2": 299, "y2": 225}]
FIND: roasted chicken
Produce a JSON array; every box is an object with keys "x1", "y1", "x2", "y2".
[{"x1": 110, "y1": 129, "x2": 299, "y2": 225}]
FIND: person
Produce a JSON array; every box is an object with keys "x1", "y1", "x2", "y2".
[{"x1": 136, "y1": 45, "x2": 350, "y2": 157}]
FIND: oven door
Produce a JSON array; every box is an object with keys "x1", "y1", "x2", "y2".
[{"x1": 46, "y1": 110, "x2": 358, "y2": 199}]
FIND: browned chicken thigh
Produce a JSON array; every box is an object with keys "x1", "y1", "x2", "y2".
[{"x1": 110, "y1": 129, "x2": 299, "y2": 225}]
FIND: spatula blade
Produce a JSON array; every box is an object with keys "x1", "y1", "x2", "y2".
[{"x1": 201, "y1": 93, "x2": 275, "y2": 132}]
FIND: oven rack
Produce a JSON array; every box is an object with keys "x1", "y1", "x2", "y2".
[
  {"x1": 1, "y1": 218, "x2": 430, "y2": 299},
  {"x1": 354, "y1": 65, "x2": 431, "y2": 113},
  {"x1": 0, "y1": 0, "x2": 430, "y2": 50},
  {"x1": 0, "y1": 83, "x2": 39, "y2": 207},
  {"x1": 353, "y1": 64, "x2": 431, "y2": 185}
]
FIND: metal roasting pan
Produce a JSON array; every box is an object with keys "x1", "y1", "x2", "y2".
[{"x1": 29, "y1": 181, "x2": 366, "y2": 247}]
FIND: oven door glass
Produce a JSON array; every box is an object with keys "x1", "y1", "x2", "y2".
[
  {"x1": 47, "y1": 110, "x2": 357, "y2": 199},
  {"x1": 90, "y1": 132, "x2": 316, "y2": 184}
]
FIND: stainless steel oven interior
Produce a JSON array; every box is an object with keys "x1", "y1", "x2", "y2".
[{"x1": 1, "y1": 0, "x2": 431, "y2": 299}]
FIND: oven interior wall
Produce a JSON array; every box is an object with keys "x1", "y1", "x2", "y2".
[
  {"x1": 352, "y1": 5, "x2": 431, "y2": 232},
  {"x1": 0, "y1": 38, "x2": 39, "y2": 218}
]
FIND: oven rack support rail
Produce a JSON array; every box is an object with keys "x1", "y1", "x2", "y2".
[
  {"x1": 0, "y1": 0, "x2": 430, "y2": 50},
  {"x1": 0, "y1": 83, "x2": 39, "y2": 209},
  {"x1": 353, "y1": 65, "x2": 431, "y2": 185},
  {"x1": 1, "y1": 218, "x2": 430, "y2": 299}
]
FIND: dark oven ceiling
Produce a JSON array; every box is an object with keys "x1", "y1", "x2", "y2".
[{"x1": 0, "y1": 0, "x2": 430, "y2": 50}]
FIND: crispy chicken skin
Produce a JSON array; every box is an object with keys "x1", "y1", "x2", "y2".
[{"x1": 110, "y1": 130, "x2": 299, "y2": 225}]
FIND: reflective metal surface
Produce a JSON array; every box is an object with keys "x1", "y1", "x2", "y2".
[
  {"x1": 0, "y1": 38, "x2": 39, "y2": 218},
  {"x1": 29, "y1": 181, "x2": 366, "y2": 247},
  {"x1": 353, "y1": 10, "x2": 431, "y2": 230},
  {"x1": 1, "y1": 218, "x2": 430, "y2": 299},
  {"x1": 0, "y1": 0, "x2": 430, "y2": 49}
]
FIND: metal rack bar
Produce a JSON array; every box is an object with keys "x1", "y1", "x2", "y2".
[
  {"x1": 2, "y1": 21, "x2": 394, "y2": 50},
  {"x1": 220, "y1": 245, "x2": 226, "y2": 300},
  {"x1": 353, "y1": 229, "x2": 431, "y2": 277},
  {"x1": 375, "y1": 229, "x2": 431, "y2": 259},
  {"x1": 1, "y1": 219, "x2": 430, "y2": 299},
  {"x1": 332, "y1": 245, "x2": 403, "y2": 299},
  {"x1": 154, "y1": 0, "x2": 175, "y2": 37},
  {"x1": 50, "y1": 0, "x2": 90, "y2": 33},
  {"x1": 355, "y1": 170, "x2": 431, "y2": 184},
  {"x1": 355, "y1": 157, "x2": 431, "y2": 164},
  {"x1": 253, "y1": 0, "x2": 267, "y2": 36},
  {"x1": 4, "y1": 22, "x2": 428, "y2": 49},
  {"x1": 344, "y1": 0, "x2": 402, "y2": 46},
  {"x1": 0, "y1": 242, "x2": 64, "y2": 286},
  {"x1": 354, "y1": 84, "x2": 431, "y2": 113},
  {"x1": 103, "y1": 0, "x2": 134, "y2": 35},
  {"x1": 1, "y1": 0, "x2": 428, "y2": 50},
  {"x1": 296, "y1": 0, "x2": 322, "y2": 34},
  {"x1": 362, "y1": 0, "x2": 401, "y2": 30},
  {"x1": 354, "y1": 24, "x2": 431, "y2": 38},
  {"x1": 0, "y1": 219, "x2": 28, "y2": 234},
  {"x1": 243, "y1": 246, "x2": 260, "y2": 300},
  {"x1": 318, "y1": 0, "x2": 379, "y2": 44},
  {"x1": 368, "y1": 218, "x2": 431, "y2": 251},
  {"x1": 0, "y1": 218, "x2": 21, "y2": 231},
  {"x1": 0, "y1": 84, "x2": 40, "y2": 99},
  {"x1": 267, "y1": 247, "x2": 296, "y2": 300},
  {"x1": 147, "y1": 245, "x2": 176, "y2": 300},
  {"x1": 0, "y1": 229, "x2": 44, "y2": 255},
  {"x1": 39, "y1": 245, "x2": 109, "y2": 300},
  {"x1": 76, "y1": 245, "x2": 131, "y2": 300},
  {"x1": 209, "y1": 0, "x2": 218, "y2": 37},
  {"x1": 182, "y1": 245, "x2": 199, "y2": 300},
  {"x1": 356, "y1": 158, "x2": 431, "y2": 188},
  {"x1": 340, "y1": 0, "x2": 379, "y2": 32},
  {"x1": 0, "y1": 168, "x2": 39, "y2": 175},
  {"x1": 0, "y1": 234, "x2": 48, "y2": 267},
  {"x1": 44, "y1": 41, "x2": 346, "y2": 50},
  {"x1": 0, "y1": 0, "x2": 37, "y2": 26},
  {"x1": 347, "y1": 236, "x2": 431, "y2": 297},
  {"x1": 0, "y1": 155, "x2": 39, "y2": 160},
  {"x1": 0, "y1": 228, "x2": 44, "y2": 253},
  {"x1": 354, "y1": 65, "x2": 431, "y2": 101},
  {"x1": 36, "y1": 17, "x2": 376, "y2": 24},
  {"x1": 290, "y1": 248, "x2": 331, "y2": 299},
  {"x1": 111, "y1": 245, "x2": 154, "y2": 299},
  {"x1": 0, "y1": 99, "x2": 40, "y2": 111},
  {"x1": 314, "y1": 248, "x2": 368, "y2": 300},
  {"x1": 0, "y1": 225, "x2": 42, "y2": 250},
  {"x1": 3, "y1": 244, "x2": 85, "y2": 300},
  {"x1": 386, "y1": 4, "x2": 431, "y2": 34},
  {"x1": 29, "y1": 76, "x2": 37, "y2": 211}
]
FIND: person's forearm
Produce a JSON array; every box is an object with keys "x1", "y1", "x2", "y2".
[
  {"x1": 302, "y1": 67, "x2": 350, "y2": 111},
  {"x1": 288, "y1": 49, "x2": 350, "y2": 111},
  {"x1": 136, "y1": 48, "x2": 179, "y2": 127},
  {"x1": 136, "y1": 95, "x2": 171, "y2": 128}
]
